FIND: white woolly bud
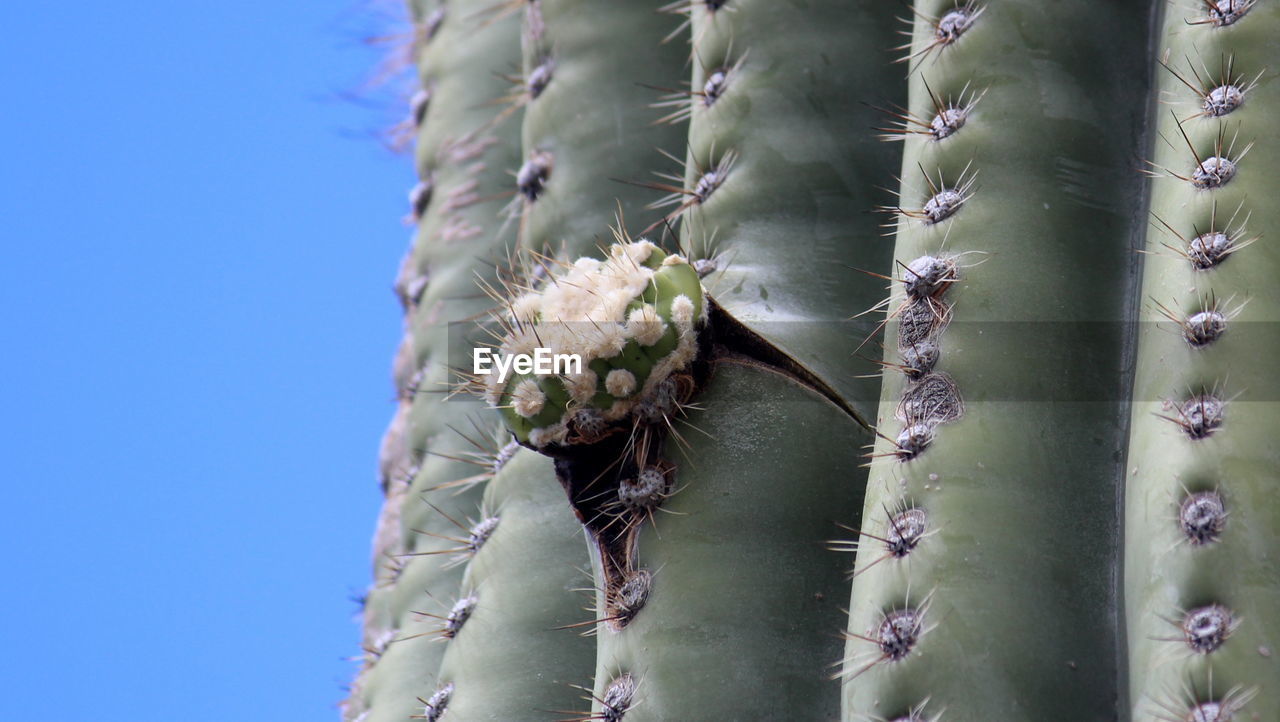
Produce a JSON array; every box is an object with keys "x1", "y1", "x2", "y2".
[
  {"x1": 590, "y1": 323, "x2": 629, "y2": 359},
  {"x1": 670, "y1": 295, "x2": 696, "y2": 331},
  {"x1": 511, "y1": 379, "x2": 546, "y2": 418},
  {"x1": 483, "y1": 374, "x2": 504, "y2": 407},
  {"x1": 605, "y1": 369, "x2": 637, "y2": 398},
  {"x1": 563, "y1": 369, "x2": 599, "y2": 403},
  {"x1": 616, "y1": 239, "x2": 656, "y2": 265},
  {"x1": 606, "y1": 288, "x2": 636, "y2": 312},
  {"x1": 528, "y1": 423, "x2": 567, "y2": 447},
  {"x1": 509, "y1": 293, "x2": 541, "y2": 325},
  {"x1": 626, "y1": 304, "x2": 667, "y2": 346},
  {"x1": 572, "y1": 257, "x2": 602, "y2": 273},
  {"x1": 504, "y1": 328, "x2": 541, "y2": 357},
  {"x1": 661, "y1": 254, "x2": 688, "y2": 267}
]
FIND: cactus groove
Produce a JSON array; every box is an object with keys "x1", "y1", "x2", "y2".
[{"x1": 349, "y1": 0, "x2": 1280, "y2": 719}]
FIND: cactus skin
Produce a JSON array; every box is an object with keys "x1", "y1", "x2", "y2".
[
  {"x1": 845, "y1": 2, "x2": 1151, "y2": 719},
  {"x1": 681, "y1": 0, "x2": 904, "y2": 421},
  {"x1": 351, "y1": 1, "x2": 1280, "y2": 719},
  {"x1": 431, "y1": 446, "x2": 595, "y2": 720},
  {"x1": 590, "y1": 361, "x2": 866, "y2": 720},
  {"x1": 517, "y1": 0, "x2": 689, "y2": 260},
  {"x1": 1125, "y1": 4, "x2": 1280, "y2": 719},
  {"x1": 347, "y1": 1, "x2": 536, "y2": 720}
]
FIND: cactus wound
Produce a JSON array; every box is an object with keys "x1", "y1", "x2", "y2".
[
  {"x1": 897, "y1": 372, "x2": 963, "y2": 427},
  {"x1": 897, "y1": 297, "x2": 952, "y2": 350},
  {"x1": 885, "y1": 251, "x2": 962, "y2": 461}
]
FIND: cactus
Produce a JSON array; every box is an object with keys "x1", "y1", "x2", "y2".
[
  {"x1": 1123, "y1": 3, "x2": 1280, "y2": 720},
  {"x1": 350, "y1": 1, "x2": 1280, "y2": 720}
]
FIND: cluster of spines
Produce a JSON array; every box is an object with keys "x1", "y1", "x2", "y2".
[
  {"x1": 1137, "y1": 3, "x2": 1263, "y2": 718},
  {"x1": 870, "y1": 3, "x2": 980, "y2": 465},
  {"x1": 839, "y1": 3, "x2": 985, "y2": 704}
]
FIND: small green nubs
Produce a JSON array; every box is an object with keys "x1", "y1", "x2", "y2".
[{"x1": 485, "y1": 239, "x2": 706, "y2": 447}]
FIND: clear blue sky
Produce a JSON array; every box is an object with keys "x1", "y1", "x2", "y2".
[{"x1": 1, "y1": 3, "x2": 415, "y2": 719}]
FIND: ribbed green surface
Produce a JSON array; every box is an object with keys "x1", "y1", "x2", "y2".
[
  {"x1": 432, "y1": 447, "x2": 595, "y2": 720},
  {"x1": 1125, "y1": 3, "x2": 1280, "y2": 719},
  {"x1": 517, "y1": 0, "x2": 688, "y2": 260},
  {"x1": 680, "y1": 0, "x2": 903, "y2": 421},
  {"x1": 348, "y1": 1, "x2": 525, "y2": 719},
  {"x1": 593, "y1": 360, "x2": 865, "y2": 720},
  {"x1": 845, "y1": 2, "x2": 1150, "y2": 718}
]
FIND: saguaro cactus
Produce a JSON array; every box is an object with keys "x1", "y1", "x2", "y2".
[{"x1": 349, "y1": 1, "x2": 1280, "y2": 720}]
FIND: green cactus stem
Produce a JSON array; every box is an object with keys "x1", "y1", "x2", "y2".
[
  {"x1": 430, "y1": 446, "x2": 595, "y2": 720},
  {"x1": 1124, "y1": 3, "x2": 1280, "y2": 719},
  {"x1": 588, "y1": 360, "x2": 867, "y2": 720},
  {"x1": 845, "y1": 1, "x2": 1152, "y2": 718},
  {"x1": 346, "y1": 1, "x2": 529, "y2": 719},
  {"x1": 515, "y1": 0, "x2": 689, "y2": 260},
  {"x1": 679, "y1": 0, "x2": 905, "y2": 421}
]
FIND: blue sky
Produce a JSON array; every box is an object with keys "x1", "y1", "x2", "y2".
[{"x1": 1, "y1": 2, "x2": 415, "y2": 719}]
